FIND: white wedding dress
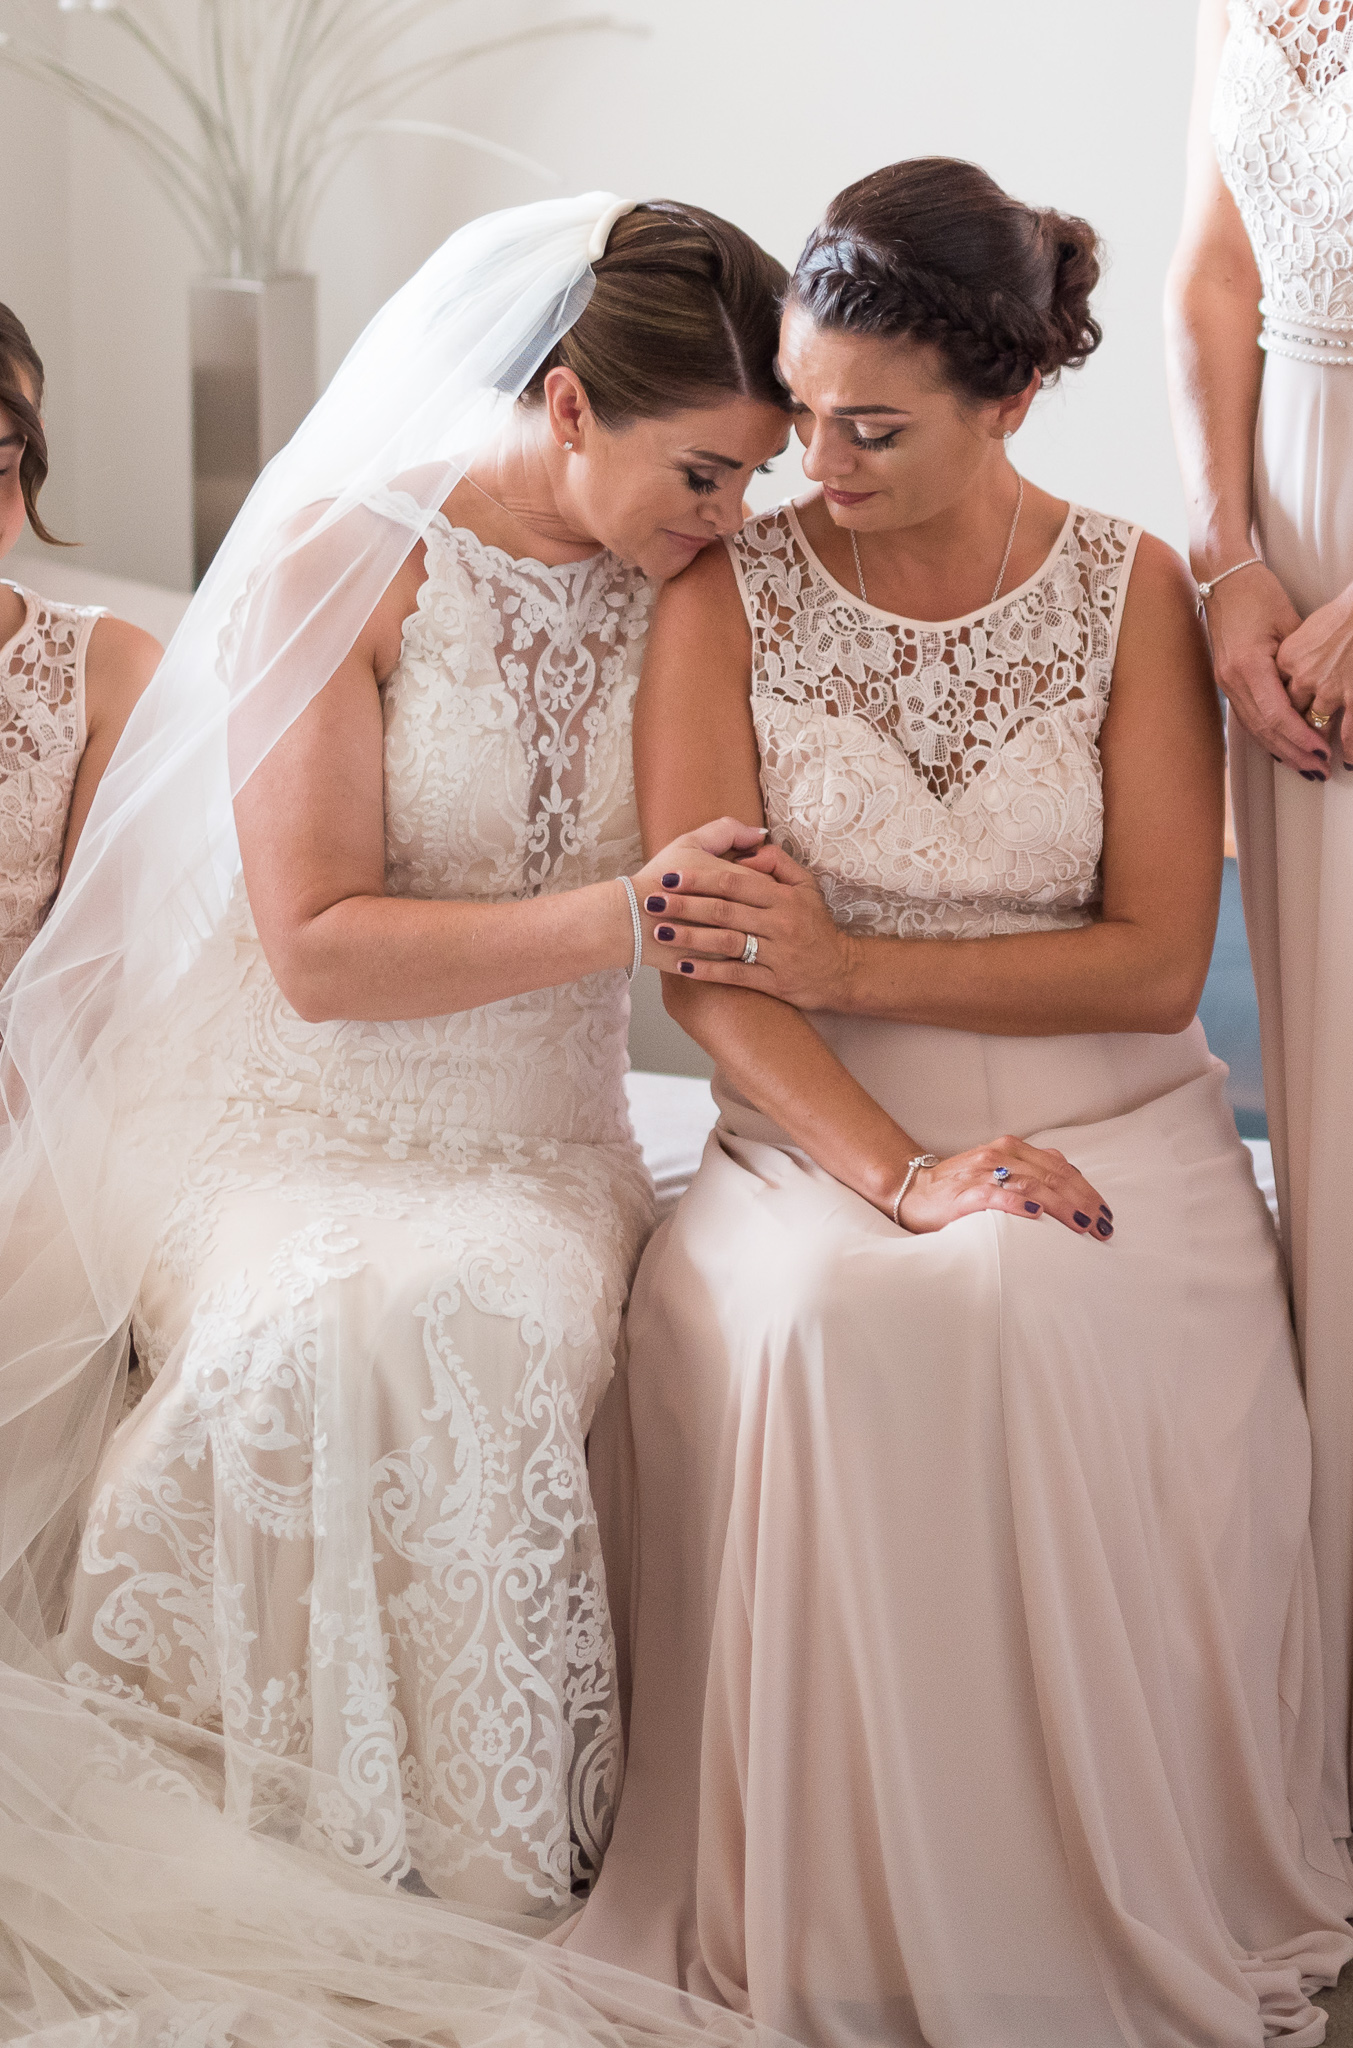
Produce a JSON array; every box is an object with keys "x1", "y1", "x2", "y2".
[
  {"x1": 572, "y1": 503, "x2": 1353, "y2": 2046},
  {"x1": 52, "y1": 509, "x2": 657, "y2": 1923},
  {"x1": 1213, "y1": 0, "x2": 1353, "y2": 1839}
]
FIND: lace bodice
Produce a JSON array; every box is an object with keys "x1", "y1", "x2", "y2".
[
  {"x1": 215, "y1": 517, "x2": 652, "y2": 1149},
  {"x1": 728, "y1": 504, "x2": 1140, "y2": 941},
  {"x1": 0, "y1": 581, "x2": 101, "y2": 984},
  {"x1": 1215, "y1": 1, "x2": 1353, "y2": 351}
]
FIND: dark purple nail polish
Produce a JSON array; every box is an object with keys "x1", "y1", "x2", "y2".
[
  {"x1": 655, "y1": 925, "x2": 675, "y2": 942},
  {"x1": 1301, "y1": 770, "x2": 1327, "y2": 782},
  {"x1": 1024, "y1": 1201, "x2": 1041, "y2": 1214},
  {"x1": 1272, "y1": 755, "x2": 1282, "y2": 762},
  {"x1": 1096, "y1": 1218, "x2": 1113, "y2": 1237},
  {"x1": 661, "y1": 873, "x2": 680, "y2": 889},
  {"x1": 1099, "y1": 1204, "x2": 1113, "y2": 1221},
  {"x1": 645, "y1": 895, "x2": 667, "y2": 913},
  {"x1": 678, "y1": 960, "x2": 695, "y2": 974},
  {"x1": 1316, "y1": 750, "x2": 1331, "y2": 762},
  {"x1": 1073, "y1": 1210, "x2": 1091, "y2": 1228}
]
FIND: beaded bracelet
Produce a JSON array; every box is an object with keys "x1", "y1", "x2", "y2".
[{"x1": 891, "y1": 1153, "x2": 938, "y2": 1227}]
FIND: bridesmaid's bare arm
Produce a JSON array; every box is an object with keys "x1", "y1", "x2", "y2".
[
  {"x1": 638, "y1": 547, "x2": 919, "y2": 1211},
  {"x1": 1164, "y1": 0, "x2": 1320, "y2": 771},
  {"x1": 59, "y1": 616, "x2": 162, "y2": 879}
]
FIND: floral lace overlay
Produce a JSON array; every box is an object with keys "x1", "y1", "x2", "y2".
[
  {"x1": 729, "y1": 506, "x2": 1138, "y2": 940},
  {"x1": 59, "y1": 523, "x2": 656, "y2": 1919},
  {"x1": 0, "y1": 582, "x2": 100, "y2": 981},
  {"x1": 1215, "y1": 0, "x2": 1353, "y2": 334}
]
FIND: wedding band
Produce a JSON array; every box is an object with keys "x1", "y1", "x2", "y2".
[
  {"x1": 992, "y1": 1166, "x2": 1011, "y2": 1184},
  {"x1": 741, "y1": 933, "x2": 758, "y2": 966},
  {"x1": 1307, "y1": 708, "x2": 1332, "y2": 730}
]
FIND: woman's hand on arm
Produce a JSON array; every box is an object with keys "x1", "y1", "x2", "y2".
[
  {"x1": 642, "y1": 836, "x2": 851, "y2": 1010},
  {"x1": 1165, "y1": 0, "x2": 1325, "y2": 771},
  {"x1": 636, "y1": 542, "x2": 1111, "y2": 1240}
]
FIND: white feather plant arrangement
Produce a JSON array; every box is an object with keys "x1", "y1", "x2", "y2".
[{"x1": 0, "y1": 1, "x2": 637, "y2": 278}]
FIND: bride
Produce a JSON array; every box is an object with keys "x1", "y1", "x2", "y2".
[
  {"x1": 570, "y1": 160, "x2": 1353, "y2": 2045},
  {"x1": 0, "y1": 192, "x2": 792, "y2": 2045}
]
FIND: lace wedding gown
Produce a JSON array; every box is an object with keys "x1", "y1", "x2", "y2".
[
  {"x1": 1213, "y1": 0, "x2": 1353, "y2": 1840},
  {"x1": 570, "y1": 504, "x2": 1353, "y2": 2045},
  {"x1": 52, "y1": 514, "x2": 656, "y2": 1924},
  {"x1": 0, "y1": 580, "x2": 103, "y2": 982}
]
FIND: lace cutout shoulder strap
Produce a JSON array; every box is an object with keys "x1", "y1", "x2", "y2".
[{"x1": 727, "y1": 506, "x2": 1140, "y2": 805}]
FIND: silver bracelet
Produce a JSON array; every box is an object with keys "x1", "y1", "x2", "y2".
[
  {"x1": 1195, "y1": 556, "x2": 1264, "y2": 601},
  {"x1": 619, "y1": 875, "x2": 643, "y2": 983},
  {"x1": 891, "y1": 1153, "x2": 938, "y2": 1226}
]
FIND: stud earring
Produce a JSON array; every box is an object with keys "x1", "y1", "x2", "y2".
[{"x1": 564, "y1": 440, "x2": 575, "y2": 451}]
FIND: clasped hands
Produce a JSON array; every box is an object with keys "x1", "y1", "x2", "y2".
[
  {"x1": 639, "y1": 821, "x2": 847, "y2": 1010},
  {"x1": 635, "y1": 818, "x2": 1113, "y2": 1243},
  {"x1": 1203, "y1": 561, "x2": 1353, "y2": 776}
]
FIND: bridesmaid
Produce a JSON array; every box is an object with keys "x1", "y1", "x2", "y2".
[
  {"x1": 571, "y1": 158, "x2": 1353, "y2": 2045},
  {"x1": 0, "y1": 304, "x2": 160, "y2": 982},
  {"x1": 1167, "y1": 0, "x2": 1353, "y2": 1833}
]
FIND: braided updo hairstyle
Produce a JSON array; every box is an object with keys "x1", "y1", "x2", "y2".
[
  {"x1": 521, "y1": 200, "x2": 791, "y2": 426},
  {"x1": 790, "y1": 158, "x2": 1102, "y2": 403}
]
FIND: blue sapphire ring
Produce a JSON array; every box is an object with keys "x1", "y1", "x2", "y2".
[{"x1": 992, "y1": 1166, "x2": 1011, "y2": 1184}]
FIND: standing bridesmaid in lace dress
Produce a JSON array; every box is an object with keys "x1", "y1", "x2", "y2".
[
  {"x1": 1167, "y1": 0, "x2": 1353, "y2": 1836},
  {"x1": 0, "y1": 305, "x2": 159, "y2": 981},
  {"x1": 573, "y1": 159, "x2": 1353, "y2": 2046}
]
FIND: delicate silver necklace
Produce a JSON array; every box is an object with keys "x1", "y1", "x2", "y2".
[
  {"x1": 850, "y1": 473, "x2": 1024, "y2": 611},
  {"x1": 463, "y1": 468, "x2": 513, "y2": 517}
]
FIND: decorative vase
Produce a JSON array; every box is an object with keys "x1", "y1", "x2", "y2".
[{"x1": 190, "y1": 275, "x2": 318, "y2": 584}]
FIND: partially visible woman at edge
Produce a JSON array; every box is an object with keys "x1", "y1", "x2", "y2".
[
  {"x1": 0, "y1": 194, "x2": 793, "y2": 2047},
  {"x1": 1166, "y1": 0, "x2": 1353, "y2": 1843},
  {"x1": 0, "y1": 304, "x2": 159, "y2": 984},
  {"x1": 569, "y1": 160, "x2": 1353, "y2": 2045}
]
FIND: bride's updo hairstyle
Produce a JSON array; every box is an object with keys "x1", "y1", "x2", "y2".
[
  {"x1": 789, "y1": 158, "x2": 1102, "y2": 402},
  {"x1": 521, "y1": 200, "x2": 791, "y2": 424}
]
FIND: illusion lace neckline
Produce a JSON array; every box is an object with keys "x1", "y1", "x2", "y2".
[
  {"x1": 423, "y1": 509, "x2": 611, "y2": 586},
  {"x1": 784, "y1": 500, "x2": 1077, "y2": 631}
]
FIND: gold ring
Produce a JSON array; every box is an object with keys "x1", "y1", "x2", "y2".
[{"x1": 1307, "y1": 708, "x2": 1333, "y2": 730}]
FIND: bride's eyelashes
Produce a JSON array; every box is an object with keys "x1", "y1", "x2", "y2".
[
  {"x1": 684, "y1": 463, "x2": 774, "y2": 495},
  {"x1": 851, "y1": 426, "x2": 903, "y2": 450}
]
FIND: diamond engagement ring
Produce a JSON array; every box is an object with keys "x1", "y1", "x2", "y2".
[
  {"x1": 992, "y1": 1166, "x2": 1011, "y2": 1184},
  {"x1": 741, "y1": 933, "x2": 759, "y2": 966}
]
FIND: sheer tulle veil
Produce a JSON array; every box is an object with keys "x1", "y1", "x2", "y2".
[{"x1": 0, "y1": 193, "x2": 784, "y2": 2048}]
